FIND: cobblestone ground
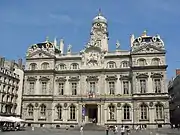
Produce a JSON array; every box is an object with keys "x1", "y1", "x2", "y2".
[{"x1": 1, "y1": 128, "x2": 180, "y2": 135}]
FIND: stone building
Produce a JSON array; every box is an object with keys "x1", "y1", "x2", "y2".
[
  {"x1": 0, "y1": 57, "x2": 24, "y2": 117},
  {"x1": 168, "y1": 69, "x2": 180, "y2": 126},
  {"x1": 22, "y1": 12, "x2": 169, "y2": 128}
]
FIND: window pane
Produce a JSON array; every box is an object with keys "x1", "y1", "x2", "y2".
[
  {"x1": 140, "y1": 80, "x2": 146, "y2": 93},
  {"x1": 42, "y1": 82, "x2": 47, "y2": 94},
  {"x1": 72, "y1": 83, "x2": 77, "y2": 95},
  {"x1": 59, "y1": 83, "x2": 64, "y2": 95},
  {"x1": 109, "y1": 82, "x2": 115, "y2": 95},
  {"x1": 90, "y1": 82, "x2": 95, "y2": 93},
  {"x1": 154, "y1": 79, "x2": 161, "y2": 93},
  {"x1": 123, "y1": 81, "x2": 129, "y2": 94}
]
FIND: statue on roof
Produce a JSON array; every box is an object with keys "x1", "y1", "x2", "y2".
[
  {"x1": 46, "y1": 36, "x2": 49, "y2": 42},
  {"x1": 67, "y1": 44, "x2": 72, "y2": 53},
  {"x1": 116, "y1": 40, "x2": 120, "y2": 49},
  {"x1": 141, "y1": 30, "x2": 147, "y2": 37}
]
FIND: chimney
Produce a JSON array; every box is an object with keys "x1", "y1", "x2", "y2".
[
  {"x1": 176, "y1": 69, "x2": 180, "y2": 76},
  {"x1": 18, "y1": 58, "x2": 22, "y2": 69}
]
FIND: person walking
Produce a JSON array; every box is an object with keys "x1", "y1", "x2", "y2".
[
  {"x1": 120, "y1": 126, "x2": 125, "y2": 135},
  {"x1": 106, "y1": 125, "x2": 109, "y2": 135},
  {"x1": 80, "y1": 125, "x2": 83, "y2": 135},
  {"x1": 114, "y1": 125, "x2": 118, "y2": 134}
]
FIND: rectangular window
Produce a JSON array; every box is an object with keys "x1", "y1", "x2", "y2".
[
  {"x1": 123, "y1": 81, "x2": 129, "y2": 94},
  {"x1": 154, "y1": 79, "x2": 161, "y2": 93},
  {"x1": 42, "y1": 82, "x2": 47, "y2": 94},
  {"x1": 109, "y1": 82, "x2": 115, "y2": 95},
  {"x1": 72, "y1": 83, "x2": 77, "y2": 95},
  {"x1": 70, "y1": 106, "x2": 76, "y2": 120},
  {"x1": 58, "y1": 83, "x2": 64, "y2": 95},
  {"x1": 29, "y1": 82, "x2": 35, "y2": 94},
  {"x1": 140, "y1": 80, "x2": 146, "y2": 93},
  {"x1": 89, "y1": 82, "x2": 96, "y2": 93}
]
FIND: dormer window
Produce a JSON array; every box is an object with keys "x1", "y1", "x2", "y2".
[
  {"x1": 152, "y1": 58, "x2": 160, "y2": 65},
  {"x1": 138, "y1": 59, "x2": 146, "y2": 66},
  {"x1": 122, "y1": 61, "x2": 129, "y2": 68},
  {"x1": 107, "y1": 61, "x2": 116, "y2": 69},
  {"x1": 30, "y1": 63, "x2": 37, "y2": 70},
  {"x1": 41, "y1": 62, "x2": 49, "y2": 70},
  {"x1": 59, "y1": 64, "x2": 66, "y2": 70},
  {"x1": 71, "y1": 63, "x2": 79, "y2": 70}
]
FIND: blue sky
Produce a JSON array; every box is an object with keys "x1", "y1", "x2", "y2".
[{"x1": 0, "y1": 0, "x2": 180, "y2": 79}]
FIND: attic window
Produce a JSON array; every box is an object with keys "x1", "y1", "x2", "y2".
[{"x1": 59, "y1": 64, "x2": 66, "y2": 70}]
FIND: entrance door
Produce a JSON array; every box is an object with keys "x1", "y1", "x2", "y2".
[{"x1": 86, "y1": 104, "x2": 97, "y2": 123}]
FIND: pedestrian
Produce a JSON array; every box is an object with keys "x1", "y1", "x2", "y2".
[
  {"x1": 32, "y1": 126, "x2": 34, "y2": 131},
  {"x1": 120, "y1": 126, "x2": 125, "y2": 135},
  {"x1": 114, "y1": 125, "x2": 118, "y2": 134},
  {"x1": 126, "y1": 126, "x2": 130, "y2": 135},
  {"x1": 106, "y1": 125, "x2": 109, "y2": 135},
  {"x1": 80, "y1": 125, "x2": 83, "y2": 135}
]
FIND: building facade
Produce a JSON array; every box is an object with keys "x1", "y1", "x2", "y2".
[
  {"x1": 22, "y1": 12, "x2": 169, "y2": 128},
  {"x1": 168, "y1": 69, "x2": 180, "y2": 126},
  {"x1": 0, "y1": 57, "x2": 24, "y2": 117}
]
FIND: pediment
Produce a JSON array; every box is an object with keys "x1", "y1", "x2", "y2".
[
  {"x1": 68, "y1": 76, "x2": 80, "y2": 81},
  {"x1": 132, "y1": 44, "x2": 166, "y2": 54},
  {"x1": 55, "y1": 76, "x2": 67, "y2": 82},
  {"x1": 86, "y1": 76, "x2": 99, "y2": 81},
  {"x1": 136, "y1": 73, "x2": 149, "y2": 78},
  {"x1": 27, "y1": 76, "x2": 37, "y2": 81},
  {"x1": 105, "y1": 75, "x2": 118, "y2": 81},
  {"x1": 39, "y1": 76, "x2": 50, "y2": 81},
  {"x1": 151, "y1": 72, "x2": 163, "y2": 78},
  {"x1": 27, "y1": 49, "x2": 55, "y2": 59}
]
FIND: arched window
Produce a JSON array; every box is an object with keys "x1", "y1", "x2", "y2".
[
  {"x1": 30, "y1": 63, "x2": 37, "y2": 70},
  {"x1": 27, "y1": 104, "x2": 34, "y2": 117},
  {"x1": 56, "y1": 104, "x2": 62, "y2": 119},
  {"x1": 152, "y1": 58, "x2": 160, "y2": 65},
  {"x1": 108, "y1": 104, "x2": 115, "y2": 120},
  {"x1": 70, "y1": 105, "x2": 76, "y2": 120},
  {"x1": 41, "y1": 62, "x2": 49, "y2": 70},
  {"x1": 123, "y1": 104, "x2": 130, "y2": 120},
  {"x1": 155, "y1": 103, "x2": 164, "y2": 119},
  {"x1": 138, "y1": 59, "x2": 146, "y2": 66},
  {"x1": 59, "y1": 64, "x2": 66, "y2": 70},
  {"x1": 71, "y1": 63, "x2": 79, "y2": 70},
  {"x1": 40, "y1": 104, "x2": 46, "y2": 116},
  {"x1": 121, "y1": 61, "x2": 129, "y2": 68},
  {"x1": 140, "y1": 103, "x2": 148, "y2": 120},
  {"x1": 107, "y1": 61, "x2": 116, "y2": 69}
]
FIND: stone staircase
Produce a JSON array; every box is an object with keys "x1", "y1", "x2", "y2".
[{"x1": 83, "y1": 123, "x2": 105, "y2": 131}]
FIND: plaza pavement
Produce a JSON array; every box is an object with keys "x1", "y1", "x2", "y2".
[{"x1": 1, "y1": 127, "x2": 180, "y2": 135}]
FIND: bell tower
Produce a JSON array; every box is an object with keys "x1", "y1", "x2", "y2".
[{"x1": 89, "y1": 10, "x2": 109, "y2": 52}]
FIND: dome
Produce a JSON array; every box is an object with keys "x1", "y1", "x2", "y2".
[{"x1": 93, "y1": 13, "x2": 107, "y2": 24}]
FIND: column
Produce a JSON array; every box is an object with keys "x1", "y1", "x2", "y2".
[
  {"x1": 0, "y1": 93, "x2": 2, "y2": 112},
  {"x1": 64, "y1": 107, "x2": 68, "y2": 122},
  {"x1": 36, "y1": 78, "x2": 40, "y2": 95},
  {"x1": 149, "y1": 107, "x2": 154, "y2": 128},
  {"x1": 101, "y1": 104, "x2": 105, "y2": 124},
  {"x1": 97, "y1": 104, "x2": 101, "y2": 124},
  {"x1": 148, "y1": 77, "x2": 153, "y2": 93},
  {"x1": 117, "y1": 106, "x2": 121, "y2": 123},
  {"x1": 116, "y1": 79, "x2": 121, "y2": 95}
]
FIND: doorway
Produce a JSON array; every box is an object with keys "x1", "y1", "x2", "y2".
[{"x1": 85, "y1": 104, "x2": 97, "y2": 123}]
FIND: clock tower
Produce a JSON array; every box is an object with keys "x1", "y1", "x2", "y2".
[{"x1": 89, "y1": 10, "x2": 109, "y2": 52}]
